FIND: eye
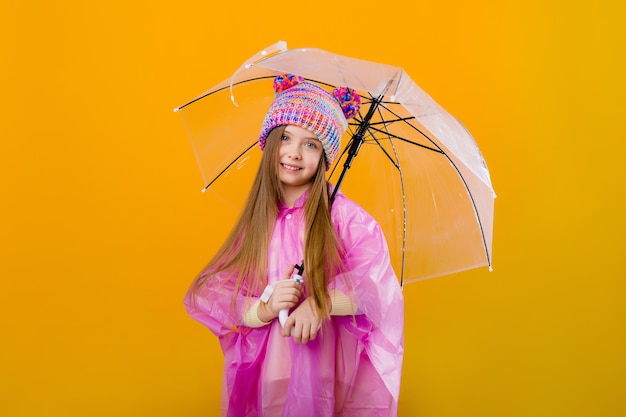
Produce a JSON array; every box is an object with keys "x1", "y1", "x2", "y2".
[
  {"x1": 281, "y1": 134, "x2": 289, "y2": 141},
  {"x1": 305, "y1": 141, "x2": 318, "y2": 149}
]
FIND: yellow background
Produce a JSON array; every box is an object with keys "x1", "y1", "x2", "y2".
[{"x1": 2, "y1": 1, "x2": 624, "y2": 416}]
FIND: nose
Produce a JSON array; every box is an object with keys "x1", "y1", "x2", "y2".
[{"x1": 286, "y1": 146, "x2": 302, "y2": 159}]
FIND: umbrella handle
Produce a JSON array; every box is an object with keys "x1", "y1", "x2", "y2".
[
  {"x1": 278, "y1": 272, "x2": 304, "y2": 335},
  {"x1": 278, "y1": 309, "x2": 290, "y2": 328}
]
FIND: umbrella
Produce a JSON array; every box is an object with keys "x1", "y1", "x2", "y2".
[{"x1": 174, "y1": 41, "x2": 495, "y2": 285}]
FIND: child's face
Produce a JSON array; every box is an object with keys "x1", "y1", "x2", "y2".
[{"x1": 278, "y1": 125, "x2": 324, "y2": 191}]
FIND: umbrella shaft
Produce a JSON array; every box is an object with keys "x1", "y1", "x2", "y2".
[
  {"x1": 345, "y1": 134, "x2": 363, "y2": 166},
  {"x1": 331, "y1": 95, "x2": 383, "y2": 203},
  {"x1": 348, "y1": 94, "x2": 383, "y2": 160}
]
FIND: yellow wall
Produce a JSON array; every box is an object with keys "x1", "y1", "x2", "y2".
[{"x1": 1, "y1": 1, "x2": 624, "y2": 416}]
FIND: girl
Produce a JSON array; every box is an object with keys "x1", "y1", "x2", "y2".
[{"x1": 185, "y1": 74, "x2": 404, "y2": 416}]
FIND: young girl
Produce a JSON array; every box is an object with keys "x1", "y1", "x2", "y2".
[{"x1": 185, "y1": 74, "x2": 404, "y2": 416}]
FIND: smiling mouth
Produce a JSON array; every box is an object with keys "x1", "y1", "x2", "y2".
[{"x1": 281, "y1": 163, "x2": 302, "y2": 171}]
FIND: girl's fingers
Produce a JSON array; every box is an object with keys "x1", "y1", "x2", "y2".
[
  {"x1": 278, "y1": 300, "x2": 297, "y2": 310},
  {"x1": 283, "y1": 316, "x2": 295, "y2": 337},
  {"x1": 298, "y1": 325, "x2": 309, "y2": 344},
  {"x1": 274, "y1": 289, "x2": 300, "y2": 302},
  {"x1": 272, "y1": 284, "x2": 300, "y2": 303},
  {"x1": 291, "y1": 321, "x2": 320, "y2": 344},
  {"x1": 274, "y1": 280, "x2": 302, "y2": 291},
  {"x1": 293, "y1": 322, "x2": 305, "y2": 343},
  {"x1": 282, "y1": 265, "x2": 295, "y2": 279}
]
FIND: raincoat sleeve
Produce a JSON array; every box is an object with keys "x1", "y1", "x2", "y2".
[
  {"x1": 184, "y1": 268, "x2": 273, "y2": 415},
  {"x1": 330, "y1": 193, "x2": 405, "y2": 403},
  {"x1": 184, "y1": 267, "x2": 265, "y2": 337}
]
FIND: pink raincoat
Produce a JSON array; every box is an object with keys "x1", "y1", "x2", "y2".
[{"x1": 185, "y1": 190, "x2": 404, "y2": 416}]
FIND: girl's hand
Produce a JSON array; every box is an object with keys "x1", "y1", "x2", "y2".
[
  {"x1": 282, "y1": 296, "x2": 323, "y2": 343},
  {"x1": 258, "y1": 266, "x2": 302, "y2": 323}
]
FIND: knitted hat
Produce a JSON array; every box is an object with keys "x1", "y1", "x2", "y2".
[{"x1": 259, "y1": 74, "x2": 361, "y2": 169}]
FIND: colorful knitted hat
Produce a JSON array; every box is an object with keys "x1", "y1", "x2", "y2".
[{"x1": 259, "y1": 74, "x2": 361, "y2": 169}]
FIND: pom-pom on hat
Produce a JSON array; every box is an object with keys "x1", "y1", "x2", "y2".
[{"x1": 259, "y1": 74, "x2": 361, "y2": 169}]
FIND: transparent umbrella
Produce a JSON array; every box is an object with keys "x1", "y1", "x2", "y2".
[{"x1": 174, "y1": 41, "x2": 495, "y2": 285}]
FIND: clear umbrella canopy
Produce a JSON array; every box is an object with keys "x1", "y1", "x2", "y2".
[{"x1": 175, "y1": 41, "x2": 495, "y2": 284}]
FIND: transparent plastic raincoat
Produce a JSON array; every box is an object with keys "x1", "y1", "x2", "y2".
[{"x1": 185, "y1": 190, "x2": 404, "y2": 416}]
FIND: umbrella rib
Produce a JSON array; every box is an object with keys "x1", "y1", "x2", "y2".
[
  {"x1": 351, "y1": 100, "x2": 445, "y2": 154},
  {"x1": 370, "y1": 95, "x2": 408, "y2": 287},
  {"x1": 175, "y1": 76, "x2": 277, "y2": 111},
  {"x1": 363, "y1": 131, "x2": 401, "y2": 169},
  {"x1": 365, "y1": 117, "x2": 416, "y2": 126},
  {"x1": 376, "y1": 101, "x2": 448, "y2": 153},
  {"x1": 439, "y1": 152, "x2": 493, "y2": 269},
  {"x1": 358, "y1": 95, "x2": 492, "y2": 278},
  {"x1": 203, "y1": 141, "x2": 258, "y2": 191},
  {"x1": 365, "y1": 126, "x2": 444, "y2": 154},
  {"x1": 365, "y1": 126, "x2": 407, "y2": 287}
]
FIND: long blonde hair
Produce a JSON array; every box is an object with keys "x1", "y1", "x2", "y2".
[{"x1": 191, "y1": 126, "x2": 345, "y2": 318}]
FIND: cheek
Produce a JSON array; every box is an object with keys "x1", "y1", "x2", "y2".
[
  {"x1": 307, "y1": 151, "x2": 323, "y2": 168},
  {"x1": 277, "y1": 142, "x2": 289, "y2": 156}
]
